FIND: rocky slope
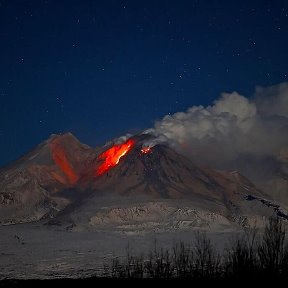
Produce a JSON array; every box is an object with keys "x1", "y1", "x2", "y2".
[
  {"x1": 0, "y1": 133, "x2": 97, "y2": 223},
  {"x1": 0, "y1": 133, "x2": 286, "y2": 230}
]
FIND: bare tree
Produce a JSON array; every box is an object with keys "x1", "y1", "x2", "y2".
[
  {"x1": 193, "y1": 232, "x2": 220, "y2": 278},
  {"x1": 225, "y1": 225, "x2": 258, "y2": 277},
  {"x1": 103, "y1": 217, "x2": 288, "y2": 279},
  {"x1": 258, "y1": 216, "x2": 286, "y2": 276},
  {"x1": 173, "y1": 241, "x2": 193, "y2": 278}
]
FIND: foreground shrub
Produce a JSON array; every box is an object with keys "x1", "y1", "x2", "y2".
[{"x1": 103, "y1": 217, "x2": 288, "y2": 279}]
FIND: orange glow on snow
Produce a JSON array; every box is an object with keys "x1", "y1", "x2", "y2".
[
  {"x1": 96, "y1": 139, "x2": 135, "y2": 175},
  {"x1": 50, "y1": 141, "x2": 79, "y2": 184},
  {"x1": 141, "y1": 147, "x2": 151, "y2": 154}
]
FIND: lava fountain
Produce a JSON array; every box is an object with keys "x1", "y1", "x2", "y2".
[
  {"x1": 96, "y1": 139, "x2": 135, "y2": 175},
  {"x1": 141, "y1": 147, "x2": 151, "y2": 154}
]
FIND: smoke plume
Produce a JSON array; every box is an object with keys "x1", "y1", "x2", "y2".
[{"x1": 147, "y1": 82, "x2": 288, "y2": 203}]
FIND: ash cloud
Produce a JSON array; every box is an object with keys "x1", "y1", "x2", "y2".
[{"x1": 147, "y1": 82, "x2": 288, "y2": 202}]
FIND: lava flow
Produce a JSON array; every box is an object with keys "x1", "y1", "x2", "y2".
[
  {"x1": 141, "y1": 147, "x2": 151, "y2": 154},
  {"x1": 96, "y1": 139, "x2": 135, "y2": 176},
  {"x1": 50, "y1": 141, "x2": 79, "y2": 184}
]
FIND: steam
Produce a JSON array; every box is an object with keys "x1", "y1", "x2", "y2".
[
  {"x1": 103, "y1": 133, "x2": 133, "y2": 147},
  {"x1": 141, "y1": 130, "x2": 170, "y2": 148},
  {"x1": 146, "y1": 82, "x2": 288, "y2": 202},
  {"x1": 113, "y1": 134, "x2": 133, "y2": 145}
]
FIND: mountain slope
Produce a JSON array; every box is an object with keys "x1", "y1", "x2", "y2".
[
  {"x1": 0, "y1": 133, "x2": 97, "y2": 223},
  {"x1": 0, "y1": 133, "x2": 286, "y2": 229},
  {"x1": 50, "y1": 135, "x2": 285, "y2": 231}
]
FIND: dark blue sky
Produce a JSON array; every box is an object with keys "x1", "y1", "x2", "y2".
[{"x1": 0, "y1": 0, "x2": 288, "y2": 166}]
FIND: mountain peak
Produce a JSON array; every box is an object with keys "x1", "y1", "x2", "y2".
[
  {"x1": 46, "y1": 132, "x2": 93, "y2": 151},
  {"x1": 47, "y1": 132, "x2": 80, "y2": 143},
  {"x1": 0, "y1": 131, "x2": 282, "y2": 226}
]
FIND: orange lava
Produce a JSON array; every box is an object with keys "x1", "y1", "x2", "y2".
[
  {"x1": 141, "y1": 147, "x2": 151, "y2": 154},
  {"x1": 96, "y1": 139, "x2": 135, "y2": 175},
  {"x1": 50, "y1": 141, "x2": 79, "y2": 184}
]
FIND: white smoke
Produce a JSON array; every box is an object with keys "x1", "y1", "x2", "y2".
[
  {"x1": 113, "y1": 133, "x2": 133, "y2": 144},
  {"x1": 255, "y1": 82, "x2": 288, "y2": 117},
  {"x1": 146, "y1": 82, "x2": 288, "y2": 202},
  {"x1": 103, "y1": 133, "x2": 133, "y2": 147},
  {"x1": 141, "y1": 130, "x2": 170, "y2": 148}
]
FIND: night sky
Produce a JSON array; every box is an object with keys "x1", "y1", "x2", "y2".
[{"x1": 1, "y1": 0, "x2": 288, "y2": 166}]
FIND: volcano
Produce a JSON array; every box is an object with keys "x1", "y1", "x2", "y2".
[
  {"x1": 0, "y1": 133, "x2": 98, "y2": 224},
  {"x1": 0, "y1": 133, "x2": 286, "y2": 231}
]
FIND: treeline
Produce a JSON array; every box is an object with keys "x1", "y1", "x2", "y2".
[{"x1": 102, "y1": 217, "x2": 288, "y2": 279}]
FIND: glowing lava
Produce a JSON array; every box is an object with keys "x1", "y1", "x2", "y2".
[
  {"x1": 96, "y1": 139, "x2": 135, "y2": 175},
  {"x1": 50, "y1": 141, "x2": 79, "y2": 184},
  {"x1": 141, "y1": 147, "x2": 151, "y2": 154}
]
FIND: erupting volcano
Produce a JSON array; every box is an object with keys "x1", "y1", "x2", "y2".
[
  {"x1": 96, "y1": 139, "x2": 135, "y2": 175},
  {"x1": 0, "y1": 132, "x2": 286, "y2": 228}
]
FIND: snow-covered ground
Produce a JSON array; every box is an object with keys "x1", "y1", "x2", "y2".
[{"x1": 0, "y1": 222, "x2": 241, "y2": 279}]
